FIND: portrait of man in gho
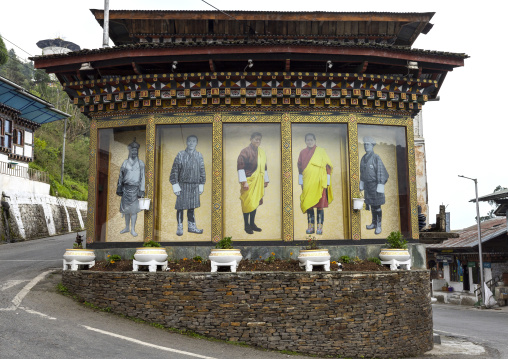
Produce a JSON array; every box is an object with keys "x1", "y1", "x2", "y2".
[
  {"x1": 360, "y1": 136, "x2": 389, "y2": 235},
  {"x1": 116, "y1": 138, "x2": 145, "y2": 237},
  {"x1": 297, "y1": 133, "x2": 333, "y2": 235},
  {"x1": 237, "y1": 132, "x2": 269, "y2": 234},
  {"x1": 170, "y1": 135, "x2": 206, "y2": 236}
]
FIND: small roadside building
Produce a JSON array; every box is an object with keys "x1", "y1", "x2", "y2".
[
  {"x1": 426, "y1": 217, "x2": 508, "y2": 294},
  {"x1": 0, "y1": 75, "x2": 68, "y2": 194},
  {"x1": 31, "y1": 10, "x2": 467, "y2": 250}
]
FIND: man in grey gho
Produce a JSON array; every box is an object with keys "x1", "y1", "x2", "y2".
[
  {"x1": 360, "y1": 136, "x2": 389, "y2": 235},
  {"x1": 116, "y1": 138, "x2": 145, "y2": 237},
  {"x1": 170, "y1": 135, "x2": 206, "y2": 236}
]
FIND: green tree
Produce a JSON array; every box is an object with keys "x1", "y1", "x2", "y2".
[
  {"x1": 0, "y1": 35, "x2": 7, "y2": 66},
  {"x1": 0, "y1": 49, "x2": 26, "y2": 85}
]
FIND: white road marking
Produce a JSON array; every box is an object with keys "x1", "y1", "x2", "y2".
[
  {"x1": 11, "y1": 270, "x2": 54, "y2": 308},
  {"x1": 0, "y1": 279, "x2": 28, "y2": 291},
  {"x1": 82, "y1": 325, "x2": 218, "y2": 359},
  {"x1": 19, "y1": 306, "x2": 57, "y2": 320},
  {"x1": 0, "y1": 305, "x2": 16, "y2": 311}
]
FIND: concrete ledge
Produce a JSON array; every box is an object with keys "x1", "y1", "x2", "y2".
[{"x1": 63, "y1": 269, "x2": 433, "y2": 358}]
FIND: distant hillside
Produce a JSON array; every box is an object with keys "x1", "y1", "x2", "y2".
[{"x1": 0, "y1": 48, "x2": 89, "y2": 201}]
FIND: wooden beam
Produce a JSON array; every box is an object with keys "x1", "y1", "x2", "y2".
[
  {"x1": 90, "y1": 9, "x2": 435, "y2": 23},
  {"x1": 33, "y1": 45, "x2": 465, "y2": 71},
  {"x1": 209, "y1": 59, "x2": 215, "y2": 72},
  {"x1": 285, "y1": 59, "x2": 291, "y2": 72}
]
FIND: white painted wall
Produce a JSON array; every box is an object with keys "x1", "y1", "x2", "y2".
[{"x1": 0, "y1": 173, "x2": 50, "y2": 195}]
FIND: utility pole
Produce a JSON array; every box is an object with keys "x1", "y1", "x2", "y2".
[
  {"x1": 103, "y1": 0, "x2": 110, "y2": 48},
  {"x1": 458, "y1": 175, "x2": 485, "y2": 305},
  {"x1": 61, "y1": 99, "x2": 69, "y2": 184}
]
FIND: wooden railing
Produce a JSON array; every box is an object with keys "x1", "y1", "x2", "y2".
[{"x1": 0, "y1": 161, "x2": 49, "y2": 184}]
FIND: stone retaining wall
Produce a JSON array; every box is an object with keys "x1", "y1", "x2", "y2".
[
  {"x1": 1, "y1": 191, "x2": 87, "y2": 241},
  {"x1": 63, "y1": 270, "x2": 433, "y2": 358}
]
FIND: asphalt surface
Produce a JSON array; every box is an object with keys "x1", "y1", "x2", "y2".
[{"x1": 1, "y1": 233, "x2": 507, "y2": 358}]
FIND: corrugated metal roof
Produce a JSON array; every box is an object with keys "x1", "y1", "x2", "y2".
[
  {"x1": 426, "y1": 217, "x2": 507, "y2": 249},
  {"x1": 471, "y1": 188, "x2": 508, "y2": 202},
  {"x1": 0, "y1": 76, "x2": 69, "y2": 124},
  {"x1": 30, "y1": 40, "x2": 469, "y2": 61}
]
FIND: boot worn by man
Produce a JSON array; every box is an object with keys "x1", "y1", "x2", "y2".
[
  {"x1": 188, "y1": 221, "x2": 203, "y2": 234},
  {"x1": 244, "y1": 224, "x2": 253, "y2": 234},
  {"x1": 366, "y1": 209, "x2": 377, "y2": 230},
  {"x1": 375, "y1": 210, "x2": 382, "y2": 235},
  {"x1": 250, "y1": 223, "x2": 262, "y2": 232},
  {"x1": 176, "y1": 223, "x2": 184, "y2": 236}
]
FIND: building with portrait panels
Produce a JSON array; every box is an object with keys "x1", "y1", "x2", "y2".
[{"x1": 31, "y1": 10, "x2": 467, "y2": 253}]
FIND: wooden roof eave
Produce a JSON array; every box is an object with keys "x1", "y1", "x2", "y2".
[
  {"x1": 33, "y1": 45, "x2": 465, "y2": 72},
  {"x1": 90, "y1": 9, "x2": 435, "y2": 23}
]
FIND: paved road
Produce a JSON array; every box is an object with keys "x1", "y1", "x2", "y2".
[
  {"x1": 432, "y1": 303, "x2": 508, "y2": 359},
  {"x1": 0, "y1": 234, "x2": 316, "y2": 359}
]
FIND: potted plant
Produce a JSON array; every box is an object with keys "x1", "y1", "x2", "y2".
[
  {"x1": 297, "y1": 235, "x2": 331, "y2": 271},
  {"x1": 379, "y1": 230, "x2": 411, "y2": 270},
  {"x1": 63, "y1": 233, "x2": 95, "y2": 270},
  {"x1": 133, "y1": 240, "x2": 168, "y2": 271},
  {"x1": 441, "y1": 282, "x2": 449, "y2": 291},
  {"x1": 209, "y1": 237, "x2": 243, "y2": 272}
]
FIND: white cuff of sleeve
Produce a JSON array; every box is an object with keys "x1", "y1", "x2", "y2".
[
  {"x1": 238, "y1": 169, "x2": 247, "y2": 183},
  {"x1": 172, "y1": 183, "x2": 181, "y2": 193},
  {"x1": 377, "y1": 183, "x2": 385, "y2": 193},
  {"x1": 199, "y1": 184, "x2": 204, "y2": 193},
  {"x1": 298, "y1": 174, "x2": 303, "y2": 185},
  {"x1": 359, "y1": 181, "x2": 364, "y2": 191},
  {"x1": 264, "y1": 171, "x2": 269, "y2": 183},
  {"x1": 327, "y1": 174, "x2": 330, "y2": 186}
]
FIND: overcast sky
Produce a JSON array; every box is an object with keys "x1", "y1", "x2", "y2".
[{"x1": 2, "y1": 1, "x2": 506, "y2": 230}]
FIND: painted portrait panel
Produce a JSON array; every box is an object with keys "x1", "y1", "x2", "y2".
[
  {"x1": 155, "y1": 124, "x2": 213, "y2": 242},
  {"x1": 292, "y1": 124, "x2": 348, "y2": 240},
  {"x1": 223, "y1": 124, "x2": 281, "y2": 240},
  {"x1": 97, "y1": 127, "x2": 146, "y2": 242},
  {"x1": 358, "y1": 124, "x2": 408, "y2": 238}
]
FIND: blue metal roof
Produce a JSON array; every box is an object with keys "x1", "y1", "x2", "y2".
[{"x1": 0, "y1": 76, "x2": 69, "y2": 124}]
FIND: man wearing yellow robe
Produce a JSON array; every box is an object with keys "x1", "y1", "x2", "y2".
[
  {"x1": 237, "y1": 132, "x2": 269, "y2": 234},
  {"x1": 298, "y1": 133, "x2": 333, "y2": 235}
]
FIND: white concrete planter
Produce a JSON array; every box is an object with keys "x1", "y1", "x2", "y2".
[
  {"x1": 379, "y1": 248, "x2": 411, "y2": 270},
  {"x1": 138, "y1": 198, "x2": 151, "y2": 210},
  {"x1": 209, "y1": 248, "x2": 243, "y2": 272},
  {"x1": 134, "y1": 247, "x2": 168, "y2": 262},
  {"x1": 63, "y1": 249, "x2": 96, "y2": 262},
  {"x1": 63, "y1": 249, "x2": 96, "y2": 270},
  {"x1": 379, "y1": 248, "x2": 410, "y2": 262},
  {"x1": 352, "y1": 198, "x2": 365, "y2": 210},
  {"x1": 133, "y1": 247, "x2": 169, "y2": 272},
  {"x1": 298, "y1": 249, "x2": 331, "y2": 271}
]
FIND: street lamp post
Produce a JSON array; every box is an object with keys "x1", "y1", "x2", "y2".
[{"x1": 458, "y1": 175, "x2": 485, "y2": 306}]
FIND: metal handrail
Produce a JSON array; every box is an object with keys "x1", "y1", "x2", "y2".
[
  {"x1": 0, "y1": 161, "x2": 49, "y2": 184},
  {"x1": 474, "y1": 275, "x2": 501, "y2": 302}
]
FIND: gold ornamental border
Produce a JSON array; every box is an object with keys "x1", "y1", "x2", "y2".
[
  {"x1": 355, "y1": 114, "x2": 418, "y2": 239},
  {"x1": 86, "y1": 110, "x2": 419, "y2": 244}
]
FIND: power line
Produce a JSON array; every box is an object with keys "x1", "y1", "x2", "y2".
[
  {"x1": 200, "y1": 0, "x2": 256, "y2": 34},
  {"x1": 0, "y1": 35, "x2": 33, "y2": 57}
]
